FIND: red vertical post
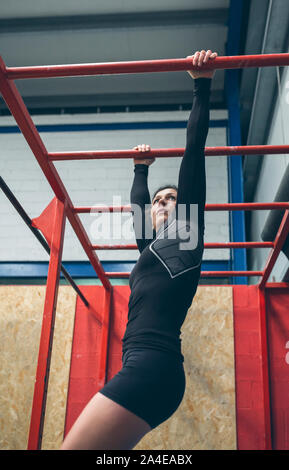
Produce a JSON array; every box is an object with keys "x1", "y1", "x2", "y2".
[
  {"x1": 97, "y1": 287, "x2": 113, "y2": 389},
  {"x1": 27, "y1": 198, "x2": 66, "y2": 450},
  {"x1": 258, "y1": 287, "x2": 272, "y2": 449},
  {"x1": 233, "y1": 285, "x2": 272, "y2": 449}
]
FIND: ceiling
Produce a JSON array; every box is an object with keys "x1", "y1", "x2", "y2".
[{"x1": 0, "y1": 0, "x2": 230, "y2": 112}]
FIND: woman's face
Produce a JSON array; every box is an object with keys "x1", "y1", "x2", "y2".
[{"x1": 151, "y1": 188, "x2": 177, "y2": 232}]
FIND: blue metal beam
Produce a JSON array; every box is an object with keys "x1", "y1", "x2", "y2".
[
  {"x1": 0, "y1": 260, "x2": 230, "y2": 279},
  {"x1": 0, "y1": 120, "x2": 227, "y2": 134},
  {"x1": 225, "y1": 0, "x2": 247, "y2": 285}
]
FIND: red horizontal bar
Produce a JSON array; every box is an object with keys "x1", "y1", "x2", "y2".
[
  {"x1": 91, "y1": 242, "x2": 274, "y2": 250},
  {"x1": 264, "y1": 282, "x2": 289, "y2": 289},
  {"x1": 76, "y1": 205, "x2": 131, "y2": 213},
  {"x1": 4, "y1": 53, "x2": 289, "y2": 79},
  {"x1": 201, "y1": 271, "x2": 263, "y2": 277},
  {"x1": 48, "y1": 145, "x2": 289, "y2": 161},
  {"x1": 103, "y1": 270, "x2": 263, "y2": 278},
  {"x1": 206, "y1": 145, "x2": 289, "y2": 156},
  {"x1": 50, "y1": 149, "x2": 184, "y2": 161},
  {"x1": 92, "y1": 244, "x2": 136, "y2": 250},
  {"x1": 75, "y1": 202, "x2": 289, "y2": 213}
]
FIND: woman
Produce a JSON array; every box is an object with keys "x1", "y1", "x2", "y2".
[{"x1": 61, "y1": 49, "x2": 218, "y2": 450}]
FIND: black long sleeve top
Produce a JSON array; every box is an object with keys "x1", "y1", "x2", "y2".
[{"x1": 121, "y1": 78, "x2": 211, "y2": 362}]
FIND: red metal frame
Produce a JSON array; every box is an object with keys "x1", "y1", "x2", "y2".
[
  {"x1": 0, "y1": 56, "x2": 111, "y2": 292},
  {"x1": 99, "y1": 287, "x2": 113, "y2": 388},
  {"x1": 4, "y1": 53, "x2": 289, "y2": 79},
  {"x1": 48, "y1": 145, "x2": 289, "y2": 161},
  {"x1": 27, "y1": 198, "x2": 66, "y2": 450},
  {"x1": 1, "y1": 53, "x2": 289, "y2": 449},
  {"x1": 257, "y1": 287, "x2": 272, "y2": 449}
]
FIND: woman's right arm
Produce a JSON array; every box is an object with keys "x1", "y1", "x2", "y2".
[{"x1": 130, "y1": 145, "x2": 155, "y2": 253}]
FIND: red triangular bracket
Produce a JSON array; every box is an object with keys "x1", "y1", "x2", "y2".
[{"x1": 31, "y1": 197, "x2": 59, "y2": 248}]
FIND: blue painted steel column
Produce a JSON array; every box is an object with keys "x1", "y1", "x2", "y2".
[{"x1": 225, "y1": 0, "x2": 247, "y2": 284}]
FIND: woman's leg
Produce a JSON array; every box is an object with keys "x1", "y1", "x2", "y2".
[{"x1": 60, "y1": 391, "x2": 152, "y2": 450}]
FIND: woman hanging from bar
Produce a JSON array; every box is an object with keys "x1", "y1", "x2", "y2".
[{"x1": 61, "y1": 49, "x2": 218, "y2": 450}]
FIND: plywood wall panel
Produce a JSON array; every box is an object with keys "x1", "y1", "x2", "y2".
[
  {"x1": 0, "y1": 286, "x2": 76, "y2": 450},
  {"x1": 135, "y1": 286, "x2": 236, "y2": 450}
]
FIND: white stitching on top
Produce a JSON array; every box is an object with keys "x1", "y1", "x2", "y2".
[{"x1": 149, "y1": 217, "x2": 202, "y2": 279}]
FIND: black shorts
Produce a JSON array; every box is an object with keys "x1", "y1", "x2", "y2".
[{"x1": 98, "y1": 348, "x2": 186, "y2": 430}]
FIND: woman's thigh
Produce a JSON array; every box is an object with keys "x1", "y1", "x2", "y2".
[{"x1": 61, "y1": 391, "x2": 152, "y2": 450}]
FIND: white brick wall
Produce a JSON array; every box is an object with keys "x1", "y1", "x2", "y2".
[
  {"x1": 249, "y1": 63, "x2": 289, "y2": 283},
  {"x1": 0, "y1": 109, "x2": 229, "y2": 262}
]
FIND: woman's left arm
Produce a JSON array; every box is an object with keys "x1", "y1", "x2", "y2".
[
  {"x1": 176, "y1": 77, "x2": 211, "y2": 236},
  {"x1": 176, "y1": 50, "x2": 217, "y2": 237}
]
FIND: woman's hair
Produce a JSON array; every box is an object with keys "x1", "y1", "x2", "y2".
[{"x1": 151, "y1": 184, "x2": 178, "y2": 202}]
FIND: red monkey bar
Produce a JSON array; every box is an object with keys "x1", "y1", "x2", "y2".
[
  {"x1": 0, "y1": 53, "x2": 289, "y2": 450},
  {"x1": 4, "y1": 53, "x2": 289, "y2": 79},
  {"x1": 48, "y1": 145, "x2": 289, "y2": 161}
]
